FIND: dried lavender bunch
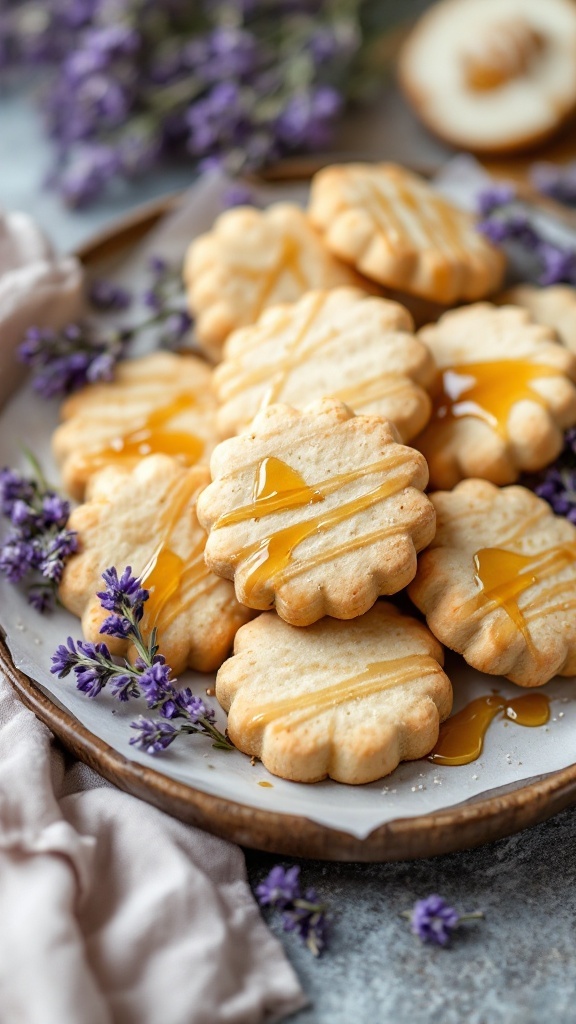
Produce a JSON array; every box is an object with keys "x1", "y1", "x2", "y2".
[
  {"x1": 402, "y1": 894, "x2": 483, "y2": 947},
  {"x1": 1, "y1": 0, "x2": 368, "y2": 207},
  {"x1": 51, "y1": 565, "x2": 233, "y2": 754},
  {"x1": 0, "y1": 452, "x2": 78, "y2": 611},
  {"x1": 255, "y1": 864, "x2": 330, "y2": 956},
  {"x1": 476, "y1": 184, "x2": 576, "y2": 287},
  {"x1": 19, "y1": 257, "x2": 191, "y2": 398}
]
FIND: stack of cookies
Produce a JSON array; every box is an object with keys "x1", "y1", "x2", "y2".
[{"x1": 54, "y1": 162, "x2": 576, "y2": 786}]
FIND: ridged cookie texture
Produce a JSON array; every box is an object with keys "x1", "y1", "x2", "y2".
[
  {"x1": 59, "y1": 455, "x2": 251, "y2": 674},
  {"x1": 184, "y1": 202, "x2": 368, "y2": 361},
  {"x1": 216, "y1": 603, "x2": 452, "y2": 784},
  {"x1": 414, "y1": 302, "x2": 576, "y2": 489},
  {"x1": 52, "y1": 352, "x2": 219, "y2": 500},
  {"x1": 196, "y1": 398, "x2": 436, "y2": 626},
  {"x1": 409, "y1": 479, "x2": 576, "y2": 687},
  {"x1": 496, "y1": 284, "x2": 576, "y2": 354},
  {"x1": 214, "y1": 287, "x2": 436, "y2": 442},
  {"x1": 307, "y1": 162, "x2": 505, "y2": 305}
]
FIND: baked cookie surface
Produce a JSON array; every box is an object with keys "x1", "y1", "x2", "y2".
[
  {"x1": 307, "y1": 162, "x2": 505, "y2": 305},
  {"x1": 409, "y1": 480, "x2": 576, "y2": 687},
  {"x1": 415, "y1": 303, "x2": 576, "y2": 489},
  {"x1": 216, "y1": 603, "x2": 452, "y2": 784},
  {"x1": 184, "y1": 202, "x2": 367, "y2": 360},
  {"x1": 196, "y1": 399, "x2": 436, "y2": 626},
  {"x1": 497, "y1": 284, "x2": 576, "y2": 353},
  {"x1": 59, "y1": 455, "x2": 251, "y2": 674},
  {"x1": 399, "y1": 0, "x2": 576, "y2": 154},
  {"x1": 214, "y1": 287, "x2": 436, "y2": 441},
  {"x1": 52, "y1": 352, "x2": 219, "y2": 500}
]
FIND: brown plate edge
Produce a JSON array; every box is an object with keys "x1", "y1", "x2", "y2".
[
  {"x1": 5, "y1": 184, "x2": 576, "y2": 861},
  {"x1": 5, "y1": 635, "x2": 576, "y2": 861}
]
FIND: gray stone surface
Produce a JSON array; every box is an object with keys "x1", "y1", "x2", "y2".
[{"x1": 3, "y1": 75, "x2": 576, "y2": 1024}]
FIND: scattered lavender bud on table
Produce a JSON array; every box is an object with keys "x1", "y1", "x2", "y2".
[
  {"x1": 531, "y1": 161, "x2": 576, "y2": 206},
  {"x1": 527, "y1": 428, "x2": 576, "y2": 523},
  {"x1": 255, "y1": 865, "x2": 330, "y2": 957},
  {"x1": 89, "y1": 278, "x2": 132, "y2": 311},
  {"x1": 402, "y1": 894, "x2": 483, "y2": 947},
  {"x1": 51, "y1": 565, "x2": 232, "y2": 754}
]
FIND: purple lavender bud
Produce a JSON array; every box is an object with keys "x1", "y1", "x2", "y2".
[
  {"x1": 99, "y1": 613, "x2": 135, "y2": 640},
  {"x1": 86, "y1": 351, "x2": 116, "y2": 383},
  {"x1": 28, "y1": 585, "x2": 55, "y2": 613},
  {"x1": 139, "y1": 658, "x2": 173, "y2": 705},
  {"x1": 161, "y1": 311, "x2": 192, "y2": 343},
  {"x1": 0, "y1": 468, "x2": 35, "y2": 515},
  {"x1": 110, "y1": 674, "x2": 138, "y2": 701},
  {"x1": 476, "y1": 184, "x2": 516, "y2": 217},
  {"x1": 175, "y1": 688, "x2": 213, "y2": 723},
  {"x1": 98, "y1": 565, "x2": 149, "y2": 618},
  {"x1": 89, "y1": 279, "x2": 132, "y2": 311},
  {"x1": 0, "y1": 538, "x2": 35, "y2": 583},
  {"x1": 51, "y1": 636, "x2": 81, "y2": 677},
  {"x1": 410, "y1": 894, "x2": 460, "y2": 946},
  {"x1": 222, "y1": 182, "x2": 256, "y2": 209},
  {"x1": 129, "y1": 716, "x2": 178, "y2": 754},
  {"x1": 41, "y1": 493, "x2": 70, "y2": 528},
  {"x1": 255, "y1": 865, "x2": 302, "y2": 908},
  {"x1": 75, "y1": 663, "x2": 105, "y2": 698},
  {"x1": 531, "y1": 161, "x2": 576, "y2": 206},
  {"x1": 160, "y1": 698, "x2": 179, "y2": 719}
]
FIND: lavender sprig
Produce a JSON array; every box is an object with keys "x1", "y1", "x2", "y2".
[
  {"x1": 402, "y1": 894, "x2": 483, "y2": 947},
  {"x1": 19, "y1": 257, "x2": 191, "y2": 399},
  {"x1": 255, "y1": 865, "x2": 330, "y2": 957},
  {"x1": 0, "y1": 455, "x2": 77, "y2": 611},
  {"x1": 51, "y1": 565, "x2": 232, "y2": 754},
  {"x1": 476, "y1": 184, "x2": 576, "y2": 287}
]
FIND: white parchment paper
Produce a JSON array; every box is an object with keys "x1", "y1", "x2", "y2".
[{"x1": 2, "y1": 169, "x2": 576, "y2": 841}]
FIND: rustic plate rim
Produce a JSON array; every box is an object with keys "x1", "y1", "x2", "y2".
[{"x1": 5, "y1": 185, "x2": 576, "y2": 862}]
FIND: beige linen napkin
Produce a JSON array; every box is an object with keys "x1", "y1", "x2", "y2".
[{"x1": 0, "y1": 671, "x2": 306, "y2": 1024}]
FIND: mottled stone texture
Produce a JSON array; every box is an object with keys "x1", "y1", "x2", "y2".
[{"x1": 246, "y1": 808, "x2": 576, "y2": 1024}]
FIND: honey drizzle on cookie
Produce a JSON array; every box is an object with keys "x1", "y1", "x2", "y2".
[
  {"x1": 432, "y1": 360, "x2": 559, "y2": 436},
  {"x1": 241, "y1": 234, "x2": 309, "y2": 319},
  {"x1": 250, "y1": 655, "x2": 441, "y2": 728},
  {"x1": 139, "y1": 474, "x2": 208, "y2": 631},
  {"x1": 470, "y1": 544, "x2": 576, "y2": 651},
  {"x1": 213, "y1": 453, "x2": 415, "y2": 600},
  {"x1": 79, "y1": 393, "x2": 204, "y2": 472},
  {"x1": 429, "y1": 692, "x2": 550, "y2": 766}
]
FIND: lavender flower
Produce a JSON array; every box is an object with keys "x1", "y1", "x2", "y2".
[
  {"x1": 20, "y1": 255, "x2": 190, "y2": 398},
  {"x1": 89, "y1": 278, "x2": 132, "y2": 311},
  {"x1": 531, "y1": 161, "x2": 576, "y2": 206},
  {"x1": 527, "y1": 428, "x2": 576, "y2": 521},
  {"x1": 0, "y1": 1, "x2": 368, "y2": 207},
  {"x1": 255, "y1": 864, "x2": 330, "y2": 956},
  {"x1": 222, "y1": 181, "x2": 257, "y2": 209},
  {"x1": 403, "y1": 894, "x2": 483, "y2": 947},
  {"x1": 52, "y1": 565, "x2": 233, "y2": 754},
  {"x1": 476, "y1": 186, "x2": 576, "y2": 287},
  {"x1": 0, "y1": 458, "x2": 77, "y2": 610}
]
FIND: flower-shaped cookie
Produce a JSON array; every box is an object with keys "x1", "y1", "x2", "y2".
[
  {"x1": 52, "y1": 352, "x2": 220, "y2": 500},
  {"x1": 184, "y1": 202, "x2": 368, "y2": 360},
  {"x1": 398, "y1": 0, "x2": 576, "y2": 153},
  {"x1": 415, "y1": 303, "x2": 576, "y2": 489},
  {"x1": 214, "y1": 287, "x2": 436, "y2": 442},
  {"x1": 307, "y1": 163, "x2": 505, "y2": 305},
  {"x1": 409, "y1": 479, "x2": 576, "y2": 686},
  {"x1": 497, "y1": 284, "x2": 576, "y2": 353},
  {"x1": 216, "y1": 603, "x2": 452, "y2": 784},
  {"x1": 196, "y1": 399, "x2": 436, "y2": 626},
  {"x1": 59, "y1": 455, "x2": 251, "y2": 673}
]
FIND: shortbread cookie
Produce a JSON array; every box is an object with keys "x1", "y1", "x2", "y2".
[
  {"x1": 216, "y1": 603, "x2": 452, "y2": 784},
  {"x1": 52, "y1": 352, "x2": 219, "y2": 500},
  {"x1": 399, "y1": 0, "x2": 576, "y2": 154},
  {"x1": 415, "y1": 303, "x2": 576, "y2": 489},
  {"x1": 196, "y1": 399, "x2": 436, "y2": 626},
  {"x1": 307, "y1": 163, "x2": 505, "y2": 305},
  {"x1": 496, "y1": 284, "x2": 576, "y2": 353},
  {"x1": 59, "y1": 456, "x2": 251, "y2": 673},
  {"x1": 184, "y1": 202, "x2": 368, "y2": 361},
  {"x1": 409, "y1": 479, "x2": 576, "y2": 687},
  {"x1": 214, "y1": 288, "x2": 436, "y2": 441}
]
